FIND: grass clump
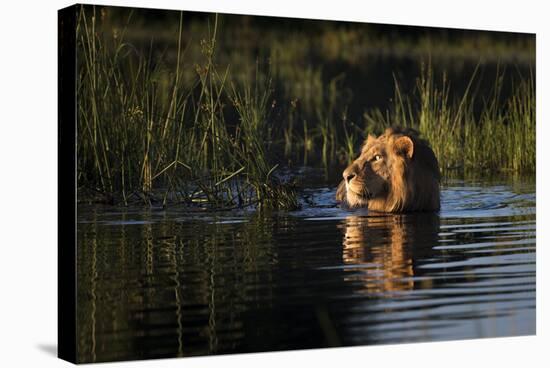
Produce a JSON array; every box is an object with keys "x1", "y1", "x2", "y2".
[
  {"x1": 363, "y1": 63, "x2": 535, "y2": 173},
  {"x1": 76, "y1": 7, "x2": 298, "y2": 209},
  {"x1": 76, "y1": 5, "x2": 535, "y2": 210}
]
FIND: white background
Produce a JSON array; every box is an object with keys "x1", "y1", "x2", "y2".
[{"x1": 0, "y1": 0, "x2": 547, "y2": 366}]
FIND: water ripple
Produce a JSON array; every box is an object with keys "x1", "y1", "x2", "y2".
[{"x1": 76, "y1": 177, "x2": 535, "y2": 362}]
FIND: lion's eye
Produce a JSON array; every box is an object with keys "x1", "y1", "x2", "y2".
[{"x1": 373, "y1": 154, "x2": 382, "y2": 162}]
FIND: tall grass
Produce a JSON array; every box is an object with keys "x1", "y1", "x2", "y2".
[
  {"x1": 76, "y1": 6, "x2": 535, "y2": 209},
  {"x1": 363, "y1": 64, "x2": 535, "y2": 173},
  {"x1": 77, "y1": 7, "x2": 297, "y2": 209}
]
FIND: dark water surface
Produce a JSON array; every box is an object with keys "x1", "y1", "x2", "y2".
[{"x1": 76, "y1": 176, "x2": 535, "y2": 363}]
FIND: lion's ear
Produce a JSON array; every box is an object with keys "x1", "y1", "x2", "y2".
[
  {"x1": 362, "y1": 134, "x2": 377, "y2": 152},
  {"x1": 365, "y1": 134, "x2": 376, "y2": 147},
  {"x1": 394, "y1": 136, "x2": 414, "y2": 159}
]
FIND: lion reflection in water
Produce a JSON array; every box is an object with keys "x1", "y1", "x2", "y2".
[{"x1": 339, "y1": 213, "x2": 439, "y2": 293}]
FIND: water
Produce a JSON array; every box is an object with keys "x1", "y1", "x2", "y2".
[{"x1": 76, "y1": 175, "x2": 535, "y2": 363}]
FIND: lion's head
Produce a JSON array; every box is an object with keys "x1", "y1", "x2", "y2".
[{"x1": 336, "y1": 127, "x2": 440, "y2": 212}]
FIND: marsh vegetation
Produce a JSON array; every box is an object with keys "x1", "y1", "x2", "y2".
[{"x1": 76, "y1": 6, "x2": 535, "y2": 208}]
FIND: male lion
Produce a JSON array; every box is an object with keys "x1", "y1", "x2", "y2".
[{"x1": 336, "y1": 127, "x2": 440, "y2": 212}]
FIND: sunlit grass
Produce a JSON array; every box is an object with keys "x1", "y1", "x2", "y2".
[
  {"x1": 76, "y1": 6, "x2": 535, "y2": 208},
  {"x1": 362, "y1": 63, "x2": 535, "y2": 173},
  {"x1": 77, "y1": 7, "x2": 297, "y2": 209}
]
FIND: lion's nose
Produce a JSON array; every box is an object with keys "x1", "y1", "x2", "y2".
[{"x1": 344, "y1": 172, "x2": 356, "y2": 183}]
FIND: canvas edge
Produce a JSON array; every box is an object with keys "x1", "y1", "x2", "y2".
[{"x1": 58, "y1": 3, "x2": 78, "y2": 364}]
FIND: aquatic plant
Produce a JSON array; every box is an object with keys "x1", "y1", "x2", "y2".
[
  {"x1": 76, "y1": 5, "x2": 535, "y2": 209},
  {"x1": 77, "y1": 7, "x2": 297, "y2": 209},
  {"x1": 362, "y1": 63, "x2": 535, "y2": 173}
]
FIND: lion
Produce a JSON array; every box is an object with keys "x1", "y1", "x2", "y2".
[{"x1": 336, "y1": 127, "x2": 440, "y2": 212}]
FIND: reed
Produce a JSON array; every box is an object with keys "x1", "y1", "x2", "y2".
[
  {"x1": 76, "y1": 6, "x2": 535, "y2": 209},
  {"x1": 77, "y1": 7, "x2": 297, "y2": 209},
  {"x1": 362, "y1": 63, "x2": 535, "y2": 173}
]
